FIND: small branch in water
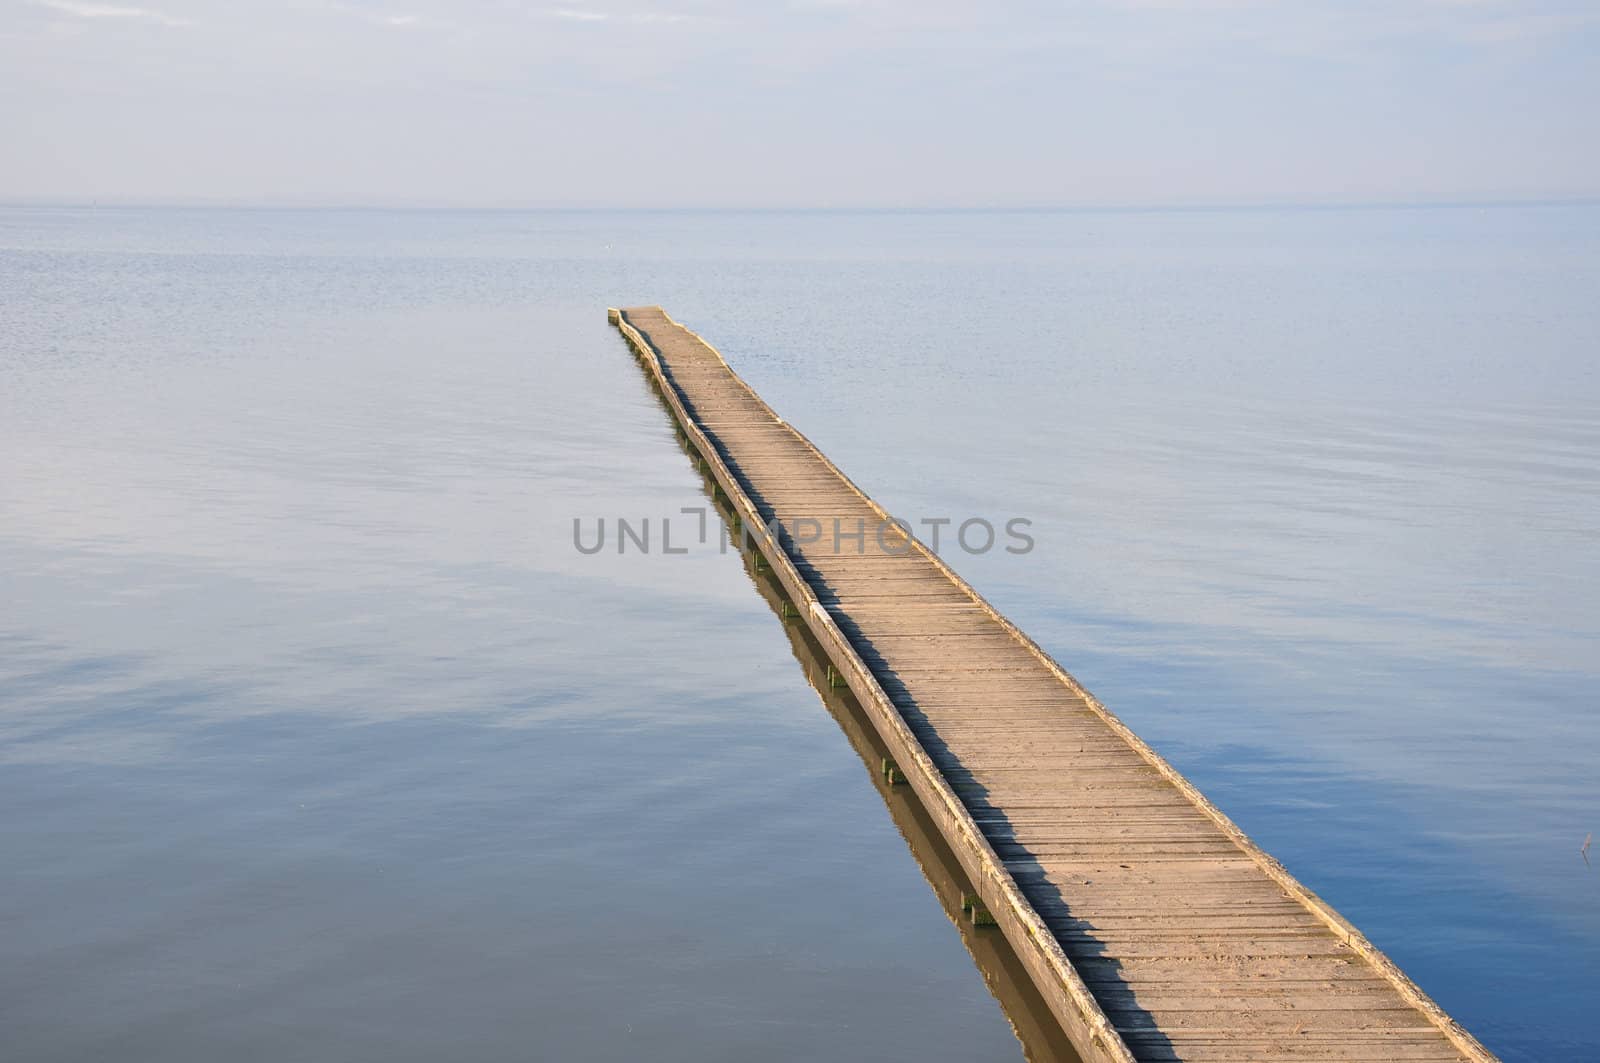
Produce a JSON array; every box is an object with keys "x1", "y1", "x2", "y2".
[{"x1": 1582, "y1": 832, "x2": 1592, "y2": 867}]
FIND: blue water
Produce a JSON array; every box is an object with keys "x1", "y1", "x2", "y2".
[{"x1": 2, "y1": 204, "x2": 1596, "y2": 1061}]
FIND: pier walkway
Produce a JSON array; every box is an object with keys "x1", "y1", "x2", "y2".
[{"x1": 609, "y1": 306, "x2": 1495, "y2": 1063}]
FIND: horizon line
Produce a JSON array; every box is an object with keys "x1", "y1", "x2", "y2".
[{"x1": 2, "y1": 196, "x2": 1598, "y2": 214}]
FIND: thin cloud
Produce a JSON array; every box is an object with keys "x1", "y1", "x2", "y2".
[
  {"x1": 632, "y1": 12, "x2": 700, "y2": 24},
  {"x1": 372, "y1": 13, "x2": 451, "y2": 30},
  {"x1": 1451, "y1": 9, "x2": 1600, "y2": 44},
  {"x1": 546, "y1": 6, "x2": 712, "y2": 27},
  {"x1": 32, "y1": 0, "x2": 191, "y2": 26}
]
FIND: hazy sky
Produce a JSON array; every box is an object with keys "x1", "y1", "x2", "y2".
[{"x1": 2, "y1": 0, "x2": 1597, "y2": 207}]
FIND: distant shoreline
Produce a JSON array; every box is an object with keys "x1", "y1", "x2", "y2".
[{"x1": 2, "y1": 198, "x2": 1597, "y2": 214}]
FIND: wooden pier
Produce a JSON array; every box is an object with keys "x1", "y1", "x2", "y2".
[{"x1": 609, "y1": 306, "x2": 1497, "y2": 1063}]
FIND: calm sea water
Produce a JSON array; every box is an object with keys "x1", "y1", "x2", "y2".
[{"x1": 2, "y1": 205, "x2": 1596, "y2": 1062}]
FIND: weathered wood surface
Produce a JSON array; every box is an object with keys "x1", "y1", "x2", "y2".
[
  {"x1": 609, "y1": 305, "x2": 1497, "y2": 1063},
  {"x1": 742, "y1": 538, "x2": 1087, "y2": 1063}
]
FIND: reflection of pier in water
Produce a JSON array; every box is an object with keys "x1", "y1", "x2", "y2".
[
  {"x1": 708, "y1": 476, "x2": 1084, "y2": 1062},
  {"x1": 611, "y1": 306, "x2": 1494, "y2": 1063}
]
